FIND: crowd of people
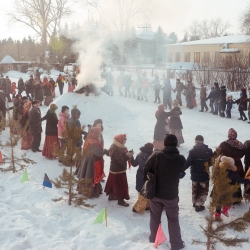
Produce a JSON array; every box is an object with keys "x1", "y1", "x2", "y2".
[{"x1": 1, "y1": 70, "x2": 250, "y2": 250}]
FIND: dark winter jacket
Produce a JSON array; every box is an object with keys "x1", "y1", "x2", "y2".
[
  {"x1": 34, "y1": 82, "x2": 43, "y2": 102},
  {"x1": 49, "y1": 79, "x2": 56, "y2": 91},
  {"x1": 43, "y1": 85, "x2": 52, "y2": 96},
  {"x1": 131, "y1": 146, "x2": 153, "y2": 192},
  {"x1": 162, "y1": 79, "x2": 172, "y2": 98},
  {"x1": 42, "y1": 110, "x2": 58, "y2": 136},
  {"x1": 68, "y1": 108, "x2": 82, "y2": 147},
  {"x1": 187, "y1": 85, "x2": 196, "y2": 99},
  {"x1": 154, "y1": 110, "x2": 175, "y2": 141},
  {"x1": 107, "y1": 140, "x2": 130, "y2": 173},
  {"x1": 169, "y1": 106, "x2": 183, "y2": 130},
  {"x1": 219, "y1": 86, "x2": 227, "y2": 110},
  {"x1": 0, "y1": 78, "x2": 5, "y2": 92},
  {"x1": 26, "y1": 79, "x2": 34, "y2": 93},
  {"x1": 213, "y1": 83, "x2": 220, "y2": 101},
  {"x1": 226, "y1": 100, "x2": 234, "y2": 110},
  {"x1": 153, "y1": 78, "x2": 161, "y2": 91},
  {"x1": 28, "y1": 106, "x2": 42, "y2": 134},
  {"x1": 144, "y1": 146, "x2": 186, "y2": 200},
  {"x1": 185, "y1": 143, "x2": 213, "y2": 182},
  {"x1": 235, "y1": 90, "x2": 248, "y2": 111},
  {"x1": 206, "y1": 90, "x2": 215, "y2": 102},
  {"x1": 5, "y1": 79, "x2": 11, "y2": 95},
  {"x1": 244, "y1": 140, "x2": 250, "y2": 170},
  {"x1": 175, "y1": 81, "x2": 185, "y2": 93},
  {"x1": 200, "y1": 86, "x2": 207, "y2": 99},
  {"x1": 18, "y1": 79, "x2": 25, "y2": 91},
  {"x1": 0, "y1": 96, "x2": 6, "y2": 117}
]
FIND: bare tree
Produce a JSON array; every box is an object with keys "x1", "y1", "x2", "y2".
[
  {"x1": 240, "y1": 5, "x2": 250, "y2": 35},
  {"x1": 186, "y1": 18, "x2": 230, "y2": 40},
  {"x1": 7, "y1": 0, "x2": 72, "y2": 51}
]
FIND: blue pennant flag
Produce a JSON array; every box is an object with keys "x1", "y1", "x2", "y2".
[{"x1": 43, "y1": 173, "x2": 52, "y2": 188}]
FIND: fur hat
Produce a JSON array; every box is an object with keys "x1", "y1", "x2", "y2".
[
  {"x1": 219, "y1": 156, "x2": 237, "y2": 172},
  {"x1": 214, "y1": 82, "x2": 219, "y2": 87},
  {"x1": 93, "y1": 119, "x2": 104, "y2": 132},
  {"x1": 144, "y1": 143, "x2": 153, "y2": 150},
  {"x1": 195, "y1": 135, "x2": 204, "y2": 143},
  {"x1": 228, "y1": 128, "x2": 237, "y2": 140},
  {"x1": 172, "y1": 99, "x2": 179, "y2": 107},
  {"x1": 164, "y1": 134, "x2": 178, "y2": 147},
  {"x1": 32, "y1": 100, "x2": 39, "y2": 105}
]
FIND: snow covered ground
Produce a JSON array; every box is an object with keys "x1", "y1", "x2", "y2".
[{"x1": 0, "y1": 71, "x2": 250, "y2": 250}]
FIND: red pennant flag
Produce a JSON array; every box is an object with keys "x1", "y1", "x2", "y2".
[
  {"x1": 0, "y1": 151, "x2": 2, "y2": 163},
  {"x1": 154, "y1": 223, "x2": 167, "y2": 248}
]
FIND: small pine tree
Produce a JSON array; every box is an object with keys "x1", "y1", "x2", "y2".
[
  {"x1": 193, "y1": 151, "x2": 250, "y2": 250},
  {"x1": 52, "y1": 106, "x2": 94, "y2": 207},
  {"x1": 0, "y1": 103, "x2": 36, "y2": 172}
]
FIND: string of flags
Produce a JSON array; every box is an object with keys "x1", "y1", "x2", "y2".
[{"x1": 20, "y1": 169, "x2": 52, "y2": 188}]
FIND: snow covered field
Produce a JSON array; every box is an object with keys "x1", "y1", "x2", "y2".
[{"x1": 0, "y1": 71, "x2": 250, "y2": 250}]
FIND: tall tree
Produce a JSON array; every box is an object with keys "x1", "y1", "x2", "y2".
[
  {"x1": 8, "y1": 0, "x2": 72, "y2": 51},
  {"x1": 155, "y1": 26, "x2": 166, "y2": 62},
  {"x1": 240, "y1": 5, "x2": 250, "y2": 35},
  {"x1": 168, "y1": 32, "x2": 178, "y2": 43}
]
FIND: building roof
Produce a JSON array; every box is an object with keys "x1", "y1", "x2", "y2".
[
  {"x1": 0, "y1": 55, "x2": 15, "y2": 64},
  {"x1": 166, "y1": 35, "x2": 250, "y2": 47}
]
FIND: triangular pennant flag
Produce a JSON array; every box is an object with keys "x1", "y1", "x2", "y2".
[
  {"x1": 21, "y1": 169, "x2": 29, "y2": 183},
  {"x1": 0, "y1": 151, "x2": 2, "y2": 163},
  {"x1": 94, "y1": 207, "x2": 107, "y2": 225},
  {"x1": 43, "y1": 173, "x2": 52, "y2": 188},
  {"x1": 154, "y1": 223, "x2": 167, "y2": 248}
]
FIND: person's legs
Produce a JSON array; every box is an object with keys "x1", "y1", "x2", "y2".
[
  {"x1": 164, "y1": 197, "x2": 183, "y2": 250},
  {"x1": 192, "y1": 181, "x2": 198, "y2": 206},
  {"x1": 196, "y1": 182, "x2": 209, "y2": 206},
  {"x1": 149, "y1": 197, "x2": 164, "y2": 242},
  {"x1": 31, "y1": 132, "x2": 41, "y2": 151}
]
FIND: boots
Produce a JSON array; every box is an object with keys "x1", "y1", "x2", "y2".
[
  {"x1": 214, "y1": 211, "x2": 221, "y2": 219},
  {"x1": 108, "y1": 194, "x2": 118, "y2": 201},
  {"x1": 118, "y1": 199, "x2": 129, "y2": 207},
  {"x1": 221, "y1": 206, "x2": 231, "y2": 217}
]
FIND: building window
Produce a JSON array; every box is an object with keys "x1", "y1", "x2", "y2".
[
  {"x1": 203, "y1": 52, "x2": 210, "y2": 66},
  {"x1": 194, "y1": 52, "x2": 200, "y2": 63},
  {"x1": 167, "y1": 53, "x2": 172, "y2": 62},
  {"x1": 175, "y1": 52, "x2": 180, "y2": 62},
  {"x1": 184, "y1": 52, "x2": 190, "y2": 62}
]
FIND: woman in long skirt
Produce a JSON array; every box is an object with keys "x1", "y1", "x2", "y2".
[
  {"x1": 104, "y1": 134, "x2": 133, "y2": 207},
  {"x1": 169, "y1": 99, "x2": 184, "y2": 147},
  {"x1": 42, "y1": 104, "x2": 60, "y2": 159},
  {"x1": 76, "y1": 127, "x2": 107, "y2": 198}
]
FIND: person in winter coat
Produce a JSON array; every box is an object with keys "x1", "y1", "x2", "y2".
[
  {"x1": 43, "y1": 77, "x2": 53, "y2": 106},
  {"x1": 142, "y1": 73, "x2": 149, "y2": 102},
  {"x1": 57, "y1": 74, "x2": 64, "y2": 95},
  {"x1": 104, "y1": 134, "x2": 134, "y2": 207},
  {"x1": 153, "y1": 75, "x2": 161, "y2": 103},
  {"x1": 136, "y1": 73, "x2": 143, "y2": 100},
  {"x1": 76, "y1": 127, "x2": 107, "y2": 198},
  {"x1": 185, "y1": 135, "x2": 213, "y2": 212},
  {"x1": 206, "y1": 86, "x2": 215, "y2": 113},
  {"x1": 184, "y1": 80, "x2": 192, "y2": 107},
  {"x1": 199, "y1": 84, "x2": 208, "y2": 112},
  {"x1": 174, "y1": 79, "x2": 185, "y2": 106},
  {"x1": 169, "y1": 99, "x2": 184, "y2": 147},
  {"x1": 226, "y1": 95, "x2": 234, "y2": 118},
  {"x1": 28, "y1": 100, "x2": 42, "y2": 152},
  {"x1": 235, "y1": 88, "x2": 248, "y2": 121},
  {"x1": 11, "y1": 82, "x2": 17, "y2": 100},
  {"x1": 162, "y1": 77, "x2": 172, "y2": 109},
  {"x1": 5, "y1": 76, "x2": 11, "y2": 102},
  {"x1": 213, "y1": 156, "x2": 250, "y2": 219},
  {"x1": 186, "y1": 83, "x2": 197, "y2": 109},
  {"x1": 0, "y1": 93, "x2": 6, "y2": 131},
  {"x1": 17, "y1": 77, "x2": 25, "y2": 94},
  {"x1": 26, "y1": 75, "x2": 35, "y2": 100},
  {"x1": 12, "y1": 94, "x2": 21, "y2": 121},
  {"x1": 218, "y1": 128, "x2": 245, "y2": 201},
  {"x1": 248, "y1": 87, "x2": 250, "y2": 123},
  {"x1": 144, "y1": 134, "x2": 186, "y2": 249},
  {"x1": 106, "y1": 72, "x2": 114, "y2": 96},
  {"x1": 131, "y1": 142, "x2": 153, "y2": 213},
  {"x1": 153, "y1": 104, "x2": 179, "y2": 150},
  {"x1": 57, "y1": 105, "x2": 70, "y2": 149},
  {"x1": 41, "y1": 104, "x2": 60, "y2": 159},
  {"x1": 0, "y1": 75, "x2": 6, "y2": 94},
  {"x1": 49, "y1": 77, "x2": 56, "y2": 94},
  {"x1": 218, "y1": 86, "x2": 227, "y2": 117},
  {"x1": 84, "y1": 119, "x2": 104, "y2": 146},
  {"x1": 34, "y1": 78, "x2": 44, "y2": 105},
  {"x1": 244, "y1": 140, "x2": 250, "y2": 174},
  {"x1": 213, "y1": 82, "x2": 220, "y2": 115},
  {"x1": 124, "y1": 74, "x2": 131, "y2": 98}
]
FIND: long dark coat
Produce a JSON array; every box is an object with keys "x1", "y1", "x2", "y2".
[
  {"x1": 219, "y1": 87, "x2": 227, "y2": 111},
  {"x1": 34, "y1": 83, "x2": 44, "y2": 102},
  {"x1": 162, "y1": 79, "x2": 172, "y2": 104},
  {"x1": 42, "y1": 110, "x2": 58, "y2": 136},
  {"x1": 169, "y1": 106, "x2": 183, "y2": 129},
  {"x1": 131, "y1": 146, "x2": 153, "y2": 192},
  {"x1": 218, "y1": 141, "x2": 245, "y2": 178},
  {"x1": 28, "y1": 107, "x2": 42, "y2": 133}
]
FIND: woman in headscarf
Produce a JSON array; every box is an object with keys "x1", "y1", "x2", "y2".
[
  {"x1": 43, "y1": 77, "x2": 53, "y2": 106},
  {"x1": 153, "y1": 104, "x2": 177, "y2": 150},
  {"x1": 20, "y1": 99, "x2": 33, "y2": 150},
  {"x1": 41, "y1": 104, "x2": 60, "y2": 159},
  {"x1": 76, "y1": 127, "x2": 107, "y2": 198},
  {"x1": 169, "y1": 99, "x2": 184, "y2": 147},
  {"x1": 104, "y1": 134, "x2": 133, "y2": 207},
  {"x1": 34, "y1": 77, "x2": 44, "y2": 105},
  {"x1": 218, "y1": 128, "x2": 245, "y2": 201}
]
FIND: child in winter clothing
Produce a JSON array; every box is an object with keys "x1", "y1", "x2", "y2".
[
  {"x1": 199, "y1": 84, "x2": 208, "y2": 112},
  {"x1": 11, "y1": 82, "x2": 17, "y2": 99},
  {"x1": 214, "y1": 156, "x2": 250, "y2": 219},
  {"x1": 226, "y1": 95, "x2": 234, "y2": 118},
  {"x1": 206, "y1": 86, "x2": 215, "y2": 113},
  {"x1": 131, "y1": 143, "x2": 154, "y2": 213}
]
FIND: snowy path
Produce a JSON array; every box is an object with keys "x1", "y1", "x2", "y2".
[{"x1": 0, "y1": 77, "x2": 250, "y2": 250}]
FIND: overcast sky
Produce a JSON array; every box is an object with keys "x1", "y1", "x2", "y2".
[{"x1": 0, "y1": 0, "x2": 249, "y2": 41}]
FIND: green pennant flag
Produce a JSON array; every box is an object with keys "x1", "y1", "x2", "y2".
[
  {"x1": 21, "y1": 169, "x2": 29, "y2": 183},
  {"x1": 94, "y1": 207, "x2": 107, "y2": 224}
]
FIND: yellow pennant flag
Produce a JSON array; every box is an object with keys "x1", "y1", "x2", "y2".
[
  {"x1": 94, "y1": 207, "x2": 107, "y2": 226},
  {"x1": 21, "y1": 169, "x2": 29, "y2": 183}
]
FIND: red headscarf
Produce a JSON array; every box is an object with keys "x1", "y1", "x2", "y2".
[
  {"x1": 84, "y1": 127, "x2": 102, "y2": 150},
  {"x1": 114, "y1": 134, "x2": 127, "y2": 144}
]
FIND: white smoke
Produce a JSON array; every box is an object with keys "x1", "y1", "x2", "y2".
[{"x1": 69, "y1": 23, "x2": 112, "y2": 90}]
